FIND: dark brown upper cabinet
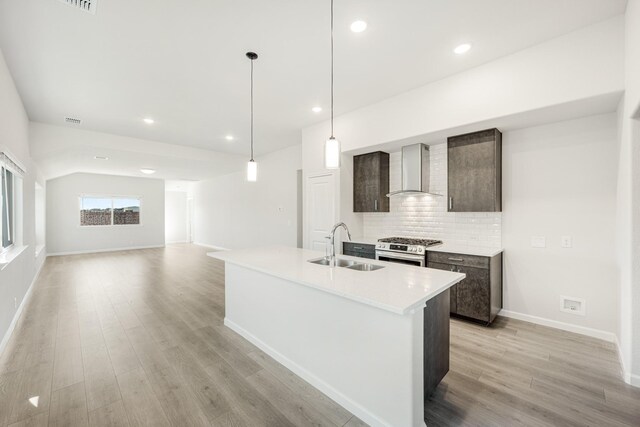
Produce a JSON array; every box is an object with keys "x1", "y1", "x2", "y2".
[
  {"x1": 447, "y1": 128, "x2": 502, "y2": 212},
  {"x1": 353, "y1": 151, "x2": 390, "y2": 212}
]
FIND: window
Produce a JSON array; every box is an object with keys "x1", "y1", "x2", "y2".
[
  {"x1": 1, "y1": 166, "x2": 14, "y2": 248},
  {"x1": 80, "y1": 196, "x2": 141, "y2": 226}
]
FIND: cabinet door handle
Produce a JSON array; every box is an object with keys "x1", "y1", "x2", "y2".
[
  {"x1": 448, "y1": 257, "x2": 464, "y2": 262},
  {"x1": 449, "y1": 197, "x2": 453, "y2": 211},
  {"x1": 353, "y1": 246, "x2": 364, "y2": 250},
  {"x1": 374, "y1": 199, "x2": 378, "y2": 211}
]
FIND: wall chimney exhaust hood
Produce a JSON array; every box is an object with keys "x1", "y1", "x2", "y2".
[{"x1": 386, "y1": 143, "x2": 441, "y2": 197}]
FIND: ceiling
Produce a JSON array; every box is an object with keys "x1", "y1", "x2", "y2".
[{"x1": 0, "y1": 0, "x2": 628, "y2": 164}]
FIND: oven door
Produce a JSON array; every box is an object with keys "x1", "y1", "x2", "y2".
[{"x1": 375, "y1": 250, "x2": 425, "y2": 267}]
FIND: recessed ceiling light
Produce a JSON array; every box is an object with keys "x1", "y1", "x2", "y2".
[
  {"x1": 143, "y1": 118, "x2": 155, "y2": 124},
  {"x1": 312, "y1": 106, "x2": 322, "y2": 113},
  {"x1": 140, "y1": 168, "x2": 156, "y2": 175},
  {"x1": 350, "y1": 20, "x2": 367, "y2": 33},
  {"x1": 94, "y1": 156, "x2": 109, "y2": 160},
  {"x1": 225, "y1": 135, "x2": 234, "y2": 141},
  {"x1": 454, "y1": 43, "x2": 471, "y2": 55}
]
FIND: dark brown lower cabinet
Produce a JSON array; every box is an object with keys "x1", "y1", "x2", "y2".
[{"x1": 427, "y1": 251, "x2": 503, "y2": 325}]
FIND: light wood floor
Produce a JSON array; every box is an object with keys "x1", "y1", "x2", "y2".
[{"x1": 0, "y1": 244, "x2": 637, "y2": 427}]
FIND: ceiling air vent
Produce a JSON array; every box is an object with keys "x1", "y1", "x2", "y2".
[
  {"x1": 65, "y1": 117, "x2": 82, "y2": 125},
  {"x1": 57, "y1": 0, "x2": 98, "y2": 15}
]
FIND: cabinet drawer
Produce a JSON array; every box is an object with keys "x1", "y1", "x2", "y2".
[
  {"x1": 427, "y1": 252, "x2": 489, "y2": 269},
  {"x1": 343, "y1": 242, "x2": 375, "y2": 255},
  {"x1": 343, "y1": 250, "x2": 375, "y2": 260}
]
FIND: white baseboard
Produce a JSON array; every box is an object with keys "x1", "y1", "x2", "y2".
[
  {"x1": 224, "y1": 318, "x2": 395, "y2": 427},
  {"x1": 0, "y1": 255, "x2": 46, "y2": 357},
  {"x1": 193, "y1": 242, "x2": 230, "y2": 251},
  {"x1": 498, "y1": 309, "x2": 616, "y2": 343},
  {"x1": 48, "y1": 244, "x2": 165, "y2": 257},
  {"x1": 165, "y1": 240, "x2": 189, "y2": 244},
  {"x1": 614, "y1": 336, "x2": 640, "y2": 388}
]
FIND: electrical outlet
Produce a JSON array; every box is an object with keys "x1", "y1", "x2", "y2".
[
  {"x1": 560, "y1": 296, "x2": 585, "y2": 316},
  {"x1": 14, "y1": 297, "x2": 17, "y2": 309},
  {"x1": 531, "y1": 236, "x2": 546, "y2": 248},
  {"x1": 561, "y1": 236, "x2": 572, "y2": 248}
]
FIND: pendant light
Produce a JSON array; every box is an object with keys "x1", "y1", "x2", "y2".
[
  {"x1": 246, "y1": 51, "x2": 258, "y2": 182},
  {"x1": 324, "y1": 0, "x2": 340, "y2": 169}
]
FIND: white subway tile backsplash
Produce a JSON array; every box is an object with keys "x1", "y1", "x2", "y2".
[{"x1": 362, "y1": 143, "x2": 502, "y2": 249}]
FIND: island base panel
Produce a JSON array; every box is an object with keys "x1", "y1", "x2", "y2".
[
  {"x1": 223, "y1": 263, "x2": 427, "y2": 427},
  {"x1": 424, "y1": 289, "x2": 450, "y2": 397}
]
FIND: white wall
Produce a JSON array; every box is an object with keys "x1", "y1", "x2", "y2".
[
  {"x1": 302, "y1": 16, "x2": 624, "y2": 173},
  {"x1": 46, "y1": 173, "x2": 165, "y2": 255},
  {"x1": 618, "y1": 0, "x2": 640, "y2": 385},
  {"x1": 502, "y1": 113, "x2": 619, "y2": 336},
  {"x1": 303, "y1": 16, "x2": 624, "y2": 251},
  {"x1": 193, "y1": 144, "x2": 301, "y2": 250},
  {"x1": 165, "y1": 190, "x2": 188, "y2": 244},
  {"x1": 0, "y1": 47, "x2": 46, "y2": 354}
]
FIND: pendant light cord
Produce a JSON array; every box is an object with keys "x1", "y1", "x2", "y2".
[
  {"x1": 330, "y1": 0, "x2": 334, "y2": 138},
  {"x1": 250, "y1": 57, "x2": 254, "y2": 161}
]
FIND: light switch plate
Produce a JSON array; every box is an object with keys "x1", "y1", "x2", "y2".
[
  {"x1": 531, "y1": 236, "x2": 546, "y2": 248},
  {"x1": 561, "y1": 236, "x2": 572, "y2": 248}
]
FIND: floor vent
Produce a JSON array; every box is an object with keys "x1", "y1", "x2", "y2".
[
  {"x1": 57, "y1": 0, "x2": 98, "y2": 15},
  {"x1": 65, "y1": 117, "x2": 82, "y2": 125}
]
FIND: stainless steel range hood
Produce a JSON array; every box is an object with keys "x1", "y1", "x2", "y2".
[{"x1": 386, "y1": 143, "x2": 441, "y2": 197}]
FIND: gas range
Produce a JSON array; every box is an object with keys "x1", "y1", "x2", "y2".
[
  {"x1": 378, "y1": 237, "x2": 443, "y2": 247},
  {"x1": 375, "y1": 237, "x2": 442, "y2": 267}
]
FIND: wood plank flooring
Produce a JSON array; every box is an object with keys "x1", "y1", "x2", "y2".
[{"x1": 0, "y1": 244, "x2": 637, "y2": 426}]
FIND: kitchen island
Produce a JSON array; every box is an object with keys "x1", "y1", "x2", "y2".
[{"x1": 208, "y1": 246, "x2": 465, "y2": 427}]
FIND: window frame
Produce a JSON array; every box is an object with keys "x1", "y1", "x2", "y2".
[
  {"x1": 1, "y1": 166, "x2": 15, "y2": 252},
  {"x1": 78, "y1": 194, "x2": 143, "y2": 228}
]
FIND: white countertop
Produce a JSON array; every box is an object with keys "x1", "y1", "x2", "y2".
[
  {"x1": 427, "y1": 244, "x2": 503, "y2": 257},
  {"x1": 208, "y1": 246, "x2": 465, "y2": 315},
  {"x1": 344, "y1": 236, "x2": 379, "y2": 246}
]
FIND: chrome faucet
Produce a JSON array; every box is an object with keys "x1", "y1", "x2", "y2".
[{"x1": 328, "y1": 222, "x2": 352, "y2": 267}]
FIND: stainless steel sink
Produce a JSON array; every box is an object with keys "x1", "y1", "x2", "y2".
[
  {"x1": 307, "y1": 257, "x2": 384, "y2": 271},
  {"x1": 345, "y1": 263, "x2": 385, "y2": 272},
  {"x1": 308, "y1": 257, "x2": 357, "y2": 267}
]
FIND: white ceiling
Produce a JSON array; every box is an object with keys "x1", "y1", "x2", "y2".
[{"x1": 0, "y1": 0, "x2": 628, "y2": 163}]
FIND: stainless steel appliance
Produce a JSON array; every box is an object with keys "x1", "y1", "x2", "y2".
[
  {"x1": 386, "y1": 143, "x2": 441, "y2": 197},
  {"x1": 375, "y1": 237, "x2": 442, "y2": 267}
]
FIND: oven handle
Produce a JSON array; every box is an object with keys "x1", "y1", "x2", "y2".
[{"x1": 376, "y1": 250, "x2": 426, "y2": 263}]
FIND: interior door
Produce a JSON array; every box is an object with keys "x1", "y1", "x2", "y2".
[{"x1": 305, "y1": 173, "x2": 336, "y2": 251}]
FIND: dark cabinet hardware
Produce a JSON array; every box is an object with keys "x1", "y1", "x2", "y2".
[
  {"x1": 447, "y1": 128, "x2": 502, "y2": 212},
  {"x1": 353, "y1": 151, "x2": 390, "y2": 213}
]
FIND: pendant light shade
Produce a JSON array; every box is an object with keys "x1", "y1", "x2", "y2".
[
  {"x1": 247, "y1": 159, "x2": 257, "y2": 182},
  {"x1": 324, "y1": 0, "x2": 341, "y2": 170},
  {"x1": 246, "y1": 51, "x2": 258, "y2": 182},
  {"x1": 325, "y1": 137, "x2": 341, "y2": 169}
]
